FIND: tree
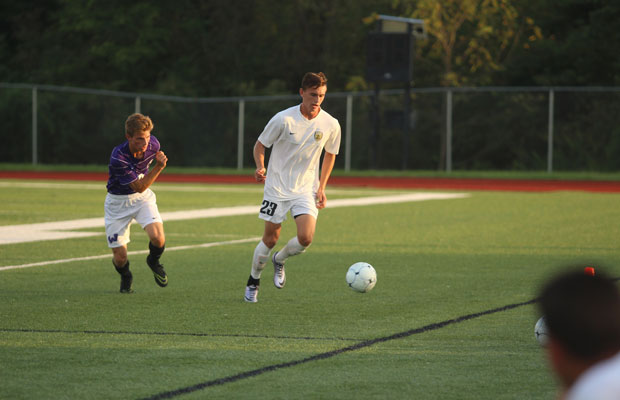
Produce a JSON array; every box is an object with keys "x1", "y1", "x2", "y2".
[
  {"x1": 399, "y1": 0, "x2": 542, "y2": 86},
  {"x1": 502, "y1": 0, "x2": 620, "y2": 86},
  {"x1": 391, "y1": 0, "x2": 541, "y2": 169}
]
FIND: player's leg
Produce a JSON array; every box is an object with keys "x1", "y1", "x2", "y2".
[
  {"x1": 135, "y1": 190, "x2": 167, "y2": 288},
  {"x1": 271, "y1": 195, "x2": 318, "y2": 286},
  {"x1": 105, "y1": 195, "x2": 134, "y2": 293},
  {"x1": 145, "y1": 222, "x2": 168, "y2": 287},
  {"x1": 246, "y1": 195, "x2": 290, "y2": 302},
  {"x1": 253, "y1": 221, "x2": 281, "y2": 279},
  {"x1": 245, "y1": 221, "x2": 281, "y2": 303},
  {"x1": 112, "y1": 245, "x2": 134, "y2": 293},
  {"x1": 274, "y1": 214, "x2": 315, "y2": 263}
]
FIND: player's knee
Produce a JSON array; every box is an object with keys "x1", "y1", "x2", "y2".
[
  {"x1": 113, "y1": 254, "x2": 128, "y2": 267},
  {"x1": 150, "y1": 233, "x2": 165, "y2": 248},
  {"x1": 263, "y1": 237, "x2": 278, "y2": 249},
  {"x1": 263, "y1": 233, "x2": 279, "y2": 249},
  {"x1": 298, "y1": 233, "x2": 313, "y2": 247}
]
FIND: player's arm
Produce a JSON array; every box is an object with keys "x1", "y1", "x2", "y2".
[
  {"x1": 129, "y1": 151, "x2": 168, "y2": 193},
  {"x1": 253, "y1": 140, "x2": 267, "y2": 183},
  {"x1": 315, "y1": 151, "x2": 336, "y2": 209}
]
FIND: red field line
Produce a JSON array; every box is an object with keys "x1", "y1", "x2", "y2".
[{"x1": 1, "y1": 170, "x2": 619, "y2": 192}]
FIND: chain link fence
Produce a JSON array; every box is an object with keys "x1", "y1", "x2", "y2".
[{"x1": 1, "y1": 83, "x2": 619, "y2": 172}]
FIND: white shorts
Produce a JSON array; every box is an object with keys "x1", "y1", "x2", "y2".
[
  {"x1": 104, "y1": 189, "x2": 162, "y2": 248},
  {"x1": 258, "y1": 192, "x2": 318, "y2": 224}
]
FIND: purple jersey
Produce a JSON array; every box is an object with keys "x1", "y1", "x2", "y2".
[{"x1": 106, "y1": 135, "x2": 161, "y2": 195}]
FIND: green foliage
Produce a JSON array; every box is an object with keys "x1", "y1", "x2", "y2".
[
  {"x1": 497, "y1": 0, "x2": 620, "y2": 85},
  {"x1": 1, "y1": 0, "x2": 397, "y2": 95},
  {"x1": 404, "y1": 0, "x2": 542, "y2": 86},
  {"x1": 2, "y1": 1, "x2": 620, "y2": 90},
  {"x1": 2, "y1": 1, "x2": 620, "y2": 172}
]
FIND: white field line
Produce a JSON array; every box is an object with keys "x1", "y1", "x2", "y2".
[
  {"x1": 0, "y1": 237, "x2": 262, "y2": 271},
  {"x1": 0, "y1": 193, "x2": 468, "y2": 246},
  {"x1": 0, "y1": 192, "x2": 469, "y2": 271}
]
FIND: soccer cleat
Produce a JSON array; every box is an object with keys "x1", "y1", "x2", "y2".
[
  {"x1": 244, "y1": 284, "x2": 259, "y2": 303},
  {"x1": 120, "y1": 271, "x2": 134, "y2": 293},
  {"x1": 272, "y1": 251, "x2": 286, "y2": 289},
  {"x1": 146, "y1": 255, "x2": 168, "y2": 287}
]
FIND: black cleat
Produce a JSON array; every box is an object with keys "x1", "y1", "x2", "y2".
[
  {"x1": 120, "y1": 271, "x2": 134, "y2": 293},
  {"x1": 147, "y1": 255, "x2": 168, "y2": 287}
]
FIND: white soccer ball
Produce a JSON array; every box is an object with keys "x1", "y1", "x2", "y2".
[
  {"x1": 346, "y1": 262, "x2": 377, "y2": 293},
  {"x1": 534, "y1": 317, "x2": 549, "y2": 346}
]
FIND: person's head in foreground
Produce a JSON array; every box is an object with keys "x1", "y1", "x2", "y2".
[{"x1": 538, "y1": 267, "x2": 620, "y2": 399}]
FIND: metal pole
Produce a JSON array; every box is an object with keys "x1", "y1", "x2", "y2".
[
  {"x1": 371, "y1": 82, "x2": 380, "y2": 169},
  {"x1": 237, "y1": 99, "x2": 245, "y2": 170},
  {"x1": 402, "y1": 23, "x2": 413, "y2": 170},
  {"x1": 446, "y1": 89, "x2": 453, "y2": 172},
  {"x1": 32, "y1": 86, "x2": 38, "y2": 165},
  {"x1": 135, "y1": 96, "x2": 141, "y2": 114},
  {"x1": 345, "y1": 95, "x2": 352, "y2": 172},
  {"x1": 547, "y1": 89, "x2": 554, "y2": 173}
]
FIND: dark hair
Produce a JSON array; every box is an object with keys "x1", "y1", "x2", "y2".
[
  {"x1": 538, "y1": 268, "x2": 620, "y2": 360},
  {"x1": 301, "y1": 72, "x2": 327, "y2": 90}
]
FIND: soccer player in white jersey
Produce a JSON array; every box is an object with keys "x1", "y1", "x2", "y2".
[
  {"x1": 105, "y1": 113, "x2": 169, "y2": 293},
  {"x1": 244, "y1": 72, "x2": 341, "y2": 303}
]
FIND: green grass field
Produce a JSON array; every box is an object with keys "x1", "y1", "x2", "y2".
[{"x1": 1, "y1": 178, "x2": 619, "y2": 399}]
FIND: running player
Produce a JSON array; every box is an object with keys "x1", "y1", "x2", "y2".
[
  {"x1": 244, "y1": 72, "x2": 341, "y2": 303},
  {"x1": 105, "y1": 113, "x2": 168, "y2": 293}
]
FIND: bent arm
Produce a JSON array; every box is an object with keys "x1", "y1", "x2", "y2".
[{"x1": 129, "y1": 151, "x2": 168, "y2": 193}]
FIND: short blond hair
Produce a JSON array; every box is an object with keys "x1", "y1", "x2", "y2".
[{"x1": 125, "y1": 113, "x2": 153, "y2": 137}]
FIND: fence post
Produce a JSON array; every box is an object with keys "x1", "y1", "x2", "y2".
[
  {"x1": 547, "y1": 89, "x2": 554, "y2": 173},
  {"x1": 446, "y1": 89, "x2": 453, "y2": 172},
  {"x1": 345, "y1": 94, "x2": 352, "y2": 172},
  {"x1": 237, "y1": 99, "x2": 245, "y2": 170},
  {"x1": 135, "y1": 96, "x2": 141, "y2": 114},
  {"x1": 32, "y1": 86, "x2": 38, "y2": 165}
]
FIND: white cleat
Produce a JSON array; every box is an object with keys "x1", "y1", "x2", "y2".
[
  {"x1": 244, "y1": 284, "x2": 259, "y2": 303},
  {"x1": 272, "y1": 252, "x2": 286, "y2": 289}
]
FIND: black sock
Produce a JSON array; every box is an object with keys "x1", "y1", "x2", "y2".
[
  {"x1": 114, "y1": 261, "x2": 131, "y2": 277},
  {"x1": 247, "y1": 275, "x2": 260, "y2": 286},
  {"x1": 148, "y1": 242, "x2": 165, "y2": 261}
]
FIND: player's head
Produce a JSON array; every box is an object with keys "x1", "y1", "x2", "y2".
[
  {"x1": 301, "y1": 72, "x2": 328, "y2": 91},
  {"x1": 538, "y1": 267, "x2": 620, "y2": 386},
  {"x1": 125, "y1": 113, "x2": 153, "y2": 137},
  {"x1": 299, "y1": 73, "x2": 328, "y2": 117},
  {"x1": 125, "y1": 113, "x2": 154, "y2": 155}
]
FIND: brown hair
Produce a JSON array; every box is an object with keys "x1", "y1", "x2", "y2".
[
  {"x1": 301, "y1": 72, "x2": 328, "y2": 90},
  {"x1": 125, "y1": 113, "x2": 153, "y2": 137}
]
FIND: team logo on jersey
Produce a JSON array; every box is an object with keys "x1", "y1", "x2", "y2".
[{"x1": 314, "y1": 131, "x2": 323, "y2": 141}]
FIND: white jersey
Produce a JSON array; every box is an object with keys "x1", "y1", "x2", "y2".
[
  {"x1": 258, "y1": 104, "x2": 341, "y2": 200},
  {"x1": 565, "y1": 350, "x2": 620, "y2": 400}
]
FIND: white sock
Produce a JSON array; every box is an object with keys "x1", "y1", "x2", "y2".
[
  {"x1": 275, "y1": 236, "x2": 308, "y2": 264},
  {"x1": 251, "y1": 240, "x2": 272, "y2": 279}
]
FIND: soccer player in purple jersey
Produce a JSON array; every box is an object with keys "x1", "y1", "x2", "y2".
[{"x1": 104, "y1": 113, "x2": 168, "y2": 293}]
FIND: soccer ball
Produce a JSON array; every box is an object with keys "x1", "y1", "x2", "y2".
[
  {"x1": 346, "y1": 262, "x2": 377, "y2": 293},
  {"x1": 534, "y1": 317, "x2": 549, "y2": 346}
]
